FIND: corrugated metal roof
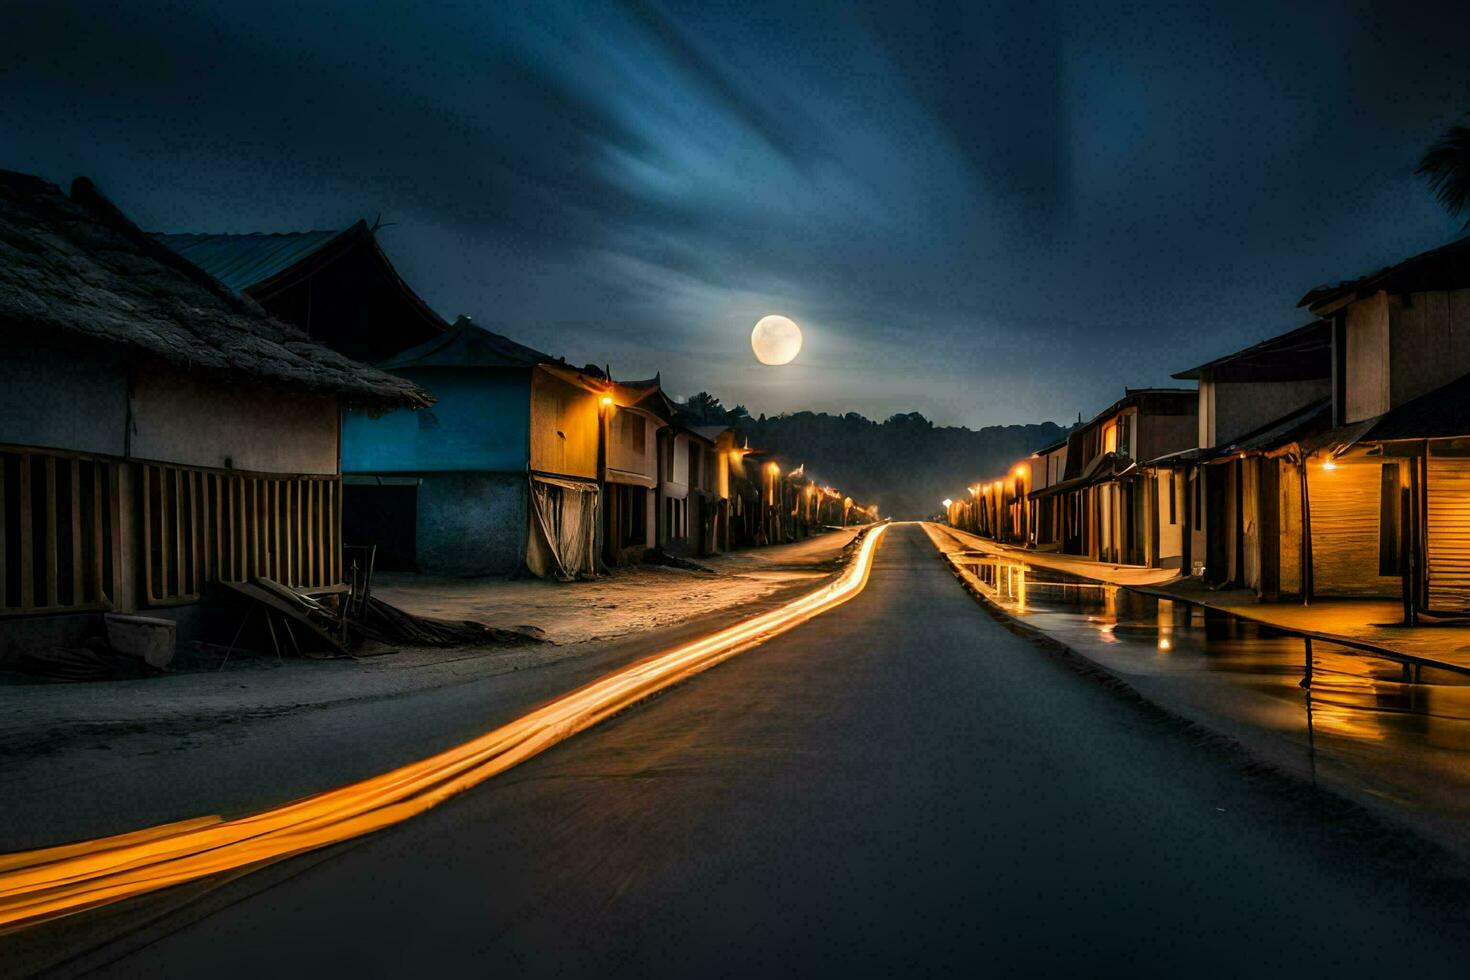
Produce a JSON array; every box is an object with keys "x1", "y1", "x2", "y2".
[
  {"x1": 380, "y1": 315, "x2": 554, "y2": 370},
  {"x1": 1172, "y1": 320, "x2": 1330, "y2": 382},
  {"x1": 154, "y1": 228, "x2": 350, "y2": 292},
  {"x1": 1299, "y1": 234, "x2": 1470, "y2": 312}
]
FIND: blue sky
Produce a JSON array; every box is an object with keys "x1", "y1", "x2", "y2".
[{"x1": 5, "y1": 0, "x2": 1468, "y2": 426}]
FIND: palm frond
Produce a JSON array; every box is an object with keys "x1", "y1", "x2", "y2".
[{"x1": 1417, "y1": 124, "x2": 1470, "y2": 227}]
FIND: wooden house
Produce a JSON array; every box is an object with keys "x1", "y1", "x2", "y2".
[
  {"x1": 1291, "y1": 235, "x2": 1470, "y2": 613},
  {"x1": 602, "y1": 378, "x2": 673, "y2": 566},
  {"x1": 339, "y1": 317, "x2": 604, "y2": 579},
  {"x1": 693, "y1": 425, "x2": 736, "y2": 552},
  {"x1": 724, "y1": 436, "x2": 763, "y2": 548},
  {"x1": 1027, "y1": 437, "x2": 1070, "y2": 550},
  {"x1": 155, "y1": 221, "x2": 447, "y2": 363},
  {"x1": 1167, "y1": 321, "x2": 1332, "y2": 592},
  {"x1": 660, "y1": 424, "x2": 731, "y2": 557},
  {"x1": 0, "y1": 170, "x2": 429, "y2": 654},
  {"x1": 1028, "y1": 390, "x2": 1196, "y2": 565}
]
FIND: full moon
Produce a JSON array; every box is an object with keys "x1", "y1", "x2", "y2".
[{"x1": 751, "y1": 315, "x2": 803, "y2": 366}]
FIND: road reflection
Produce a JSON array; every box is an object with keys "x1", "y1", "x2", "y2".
[{"x1": 958, "y1": 553, "x2": 1470, "y2": 822}]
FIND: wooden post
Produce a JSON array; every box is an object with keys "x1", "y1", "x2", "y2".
[
  {"x1": 1298, "y1": 456, "x2": 1313, "y2": 606},
  {"x1": 110, "y1": 463, "x2": 127, "y2": 612},
  {"x1": 1401, "y1": 485, "x2": 1415, "y2": 626},
  {"x1": 1300, "y1": 636, "x2": 1313, "y2": 689},
  {"x1": 141, "y1": 465, "x2": 153, "y2": 604},
  {"x1": 1417, "y1": 443, "x2": 1430, "y2": 615},
  {"x1": 0, "y1": 458, "x2": 7, "y2": 609},
  {"x1": 44, "y1": 455, "x2": 57, "y2": 608},
  {"x1": 172, "y1": 468, "x2": 183, "y2": 598},
  {"x1": 70, "y1": 459, "x2": 82, "y2": 606},
  {"x1": 92, "y1": 463, "x2": 104, "y2": 606}
]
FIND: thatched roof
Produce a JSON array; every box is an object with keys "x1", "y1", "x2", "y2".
[{"x1": 0, "y1": 170, "x2": 431, "y2": 409}]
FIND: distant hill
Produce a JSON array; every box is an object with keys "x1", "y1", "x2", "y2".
[{"x1": 678, "y1": 393, "x2": 1067, "y2": 520}]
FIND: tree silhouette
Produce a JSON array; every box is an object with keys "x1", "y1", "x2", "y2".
[{"x1": 1418, "y1": 123, "x2": 1470, "y2": 228}]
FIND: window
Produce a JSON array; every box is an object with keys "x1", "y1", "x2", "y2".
[
  {"x1": 620, "y1": 486, "x2": 647, "y2": 547},
  {"x1": 1379, "y1": 463, "x2": 1402, "y2": 576},
  {"x1": 1102, "y1": 422, "x2": 1118, "y2": 454},
  {"x1": 620, "y1": 411, "x2": 645, "y2": 454}
]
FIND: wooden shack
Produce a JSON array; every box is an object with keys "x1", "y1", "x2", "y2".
[
  {"x1": 0, "y1": 170, "x2": 429, "y2": 654},
  {"x1": 340, "y1": 317, "x2": 603, "y2": 579}
]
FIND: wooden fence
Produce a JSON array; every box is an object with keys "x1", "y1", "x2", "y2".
[
  {"x1": 1, "y1": 445, "x2": 341, "y2": 615},
  {"x1": 0, "y1": 448, "x2": 119, "y2": 615},
  {"x1": 140, "y1": 465, "x2": 340, "y2": 605}
]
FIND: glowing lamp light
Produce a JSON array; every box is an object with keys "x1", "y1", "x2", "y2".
[
  {"x1": 942, "y1": 498, "x2": 953, "y2": 508},
  {"x1": 600, "y1": 395, "x2": 613, "y2": 408},
  {"x1": 1322, "y1": 459, "x2": 1337, "y2": 471}
]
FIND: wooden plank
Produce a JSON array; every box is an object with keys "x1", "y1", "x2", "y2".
[
  {"x1": 0, "y1": 457, "x2": 7, "y2": 609},
  {"x1": 194, "y1": 472, "x2": 204, "y2": 589},
  {"x1": 295, "y1": 481, "x2": 304, "y2": 586},
  {"x1": 218, "y1": 579, "x2": 348, "y2": 656},
  {"x1": 44, "y1": 456, "x2": 57, "y2": 608},
  {"x1": 92, "y1": 463, "x2": 104, "y2": 605},
  {"x1": 141, "y1": 466, "x2": 154, "y2": 603},
  {"x1": 268, "y1": 481, "x2": 278, "y2": 581},
  {"x1": 186, "y1": 470, "x2": 197, "y2": 593},
  {"x1": 229, "y1": 477, "x2": 239, "y2": 580},
  {"x1": 306, "y1": 480, "x2": 317, "y2": 587},
  {"x1": 315, "y1": 479, "x2": 325, "y2": 588},
  {"x1": 329, "y1": 480, "x2": 339, "y2": 583},
  {"x1": 108, "y1": 463, "x2": 121, "y2": 608},
  {"x1": 277, "y1": 480, "x2": 287, "y2": 584},
  {"x1": 291, "y1": 480, "x2": 301, "y2": 587},
  {"x1": 172, "y1": 468, "x2": 184, "y2": 598},
  {"x1": 70, "y1": 458, "x2": 82, "y2": 606},
  {"x1": 251, "y1": 478, "x2": 260, "y2": 580},
  {"x1": 202, "y1": 472, "x2": 214, "y2": 586}
]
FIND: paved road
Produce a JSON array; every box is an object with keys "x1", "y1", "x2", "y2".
[{"x1": 46, "y1": 525, "x2": 1470, "y2": 976}]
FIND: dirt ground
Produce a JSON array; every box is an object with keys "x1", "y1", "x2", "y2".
[
  {"x1": 373, "y1": 530, "x2": 856, "y2": 646},
  {"x1": 0, "y1": 530, "x2": 859, "y2": 849}
]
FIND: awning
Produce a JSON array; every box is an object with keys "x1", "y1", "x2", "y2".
[{"x1": 531, "y1": 473, "x2": 599, "y2": 494}]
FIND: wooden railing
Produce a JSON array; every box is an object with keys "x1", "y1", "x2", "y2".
[
  {"x1": 140, "y1": 465, "x2": 340, "y2": 605},
  {"x1": 0, "y1": 448, "x2": 120, "y2": 616}
]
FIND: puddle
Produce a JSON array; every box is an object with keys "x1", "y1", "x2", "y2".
[{"x1": 955, "y1": 553, "x2": 1470, "y2": 832}]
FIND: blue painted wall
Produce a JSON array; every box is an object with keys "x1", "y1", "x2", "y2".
[{"x1": 342, "y1": 368, "x2": 530, "y2": 473}]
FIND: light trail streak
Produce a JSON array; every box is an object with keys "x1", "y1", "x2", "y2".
[{"x1": 0, "y1": 523, "x2": 889, "y2": 932}]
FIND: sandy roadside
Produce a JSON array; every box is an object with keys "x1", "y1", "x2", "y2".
[{"x1": 0, "y1": 530, "x2": 859, "y2": 850}]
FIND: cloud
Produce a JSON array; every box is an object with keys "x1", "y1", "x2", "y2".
[{"x1": 4, "y1": 0, "x2": 1470, "y2": 427}]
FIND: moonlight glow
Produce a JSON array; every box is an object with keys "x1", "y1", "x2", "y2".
[{"x1": 751, "y1": 315, "x2": 803, "y2": 366}]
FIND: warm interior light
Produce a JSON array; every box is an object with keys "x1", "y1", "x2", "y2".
[
  {"x1": 600, "y1": 395, "x2": 613, "y2": 408},
  {"x1": 1322, "y1": 459, "x2": 1337, "y2": 471}
]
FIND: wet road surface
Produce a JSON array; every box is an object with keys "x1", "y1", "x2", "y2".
[
  {"x1": 948, "y1": 540, "x2": 1470, "y2": 840},
  {"x1": 52, "y1": 525, "x2": 1470, "y2": 976}
]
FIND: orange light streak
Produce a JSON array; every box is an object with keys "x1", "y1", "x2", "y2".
[{"x1": 0, "y1": 524, "x2": 891, "y2": 932}]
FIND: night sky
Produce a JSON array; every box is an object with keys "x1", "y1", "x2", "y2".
[{"x1": 6, "y1": 1, "x2": 1469, "y2": 428}]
